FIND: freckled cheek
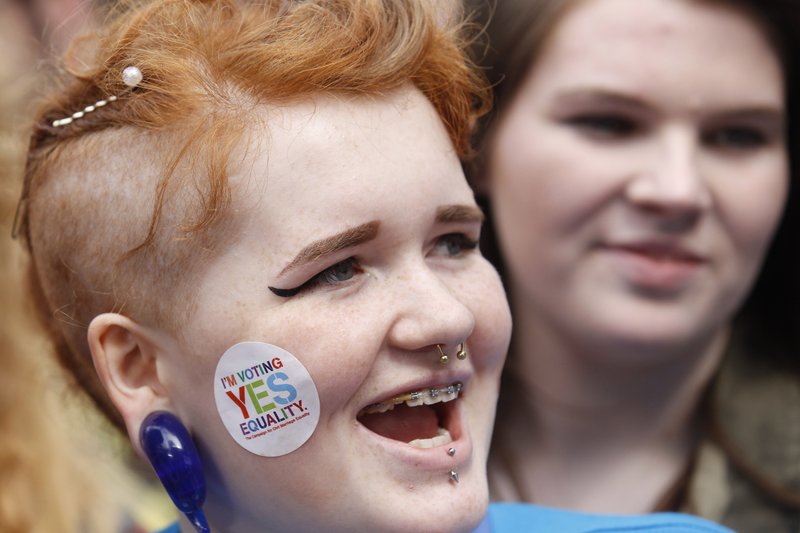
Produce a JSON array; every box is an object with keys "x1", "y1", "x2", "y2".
[
  {"x1": 177, "y1": 298, "x2": 261, "y2": 362},
  {"x1": 168, "y1": 333, "x2": 236, "y2": 399},
  {"x1": 279, "y1": 319, "x2": 378, "y2": 413}
]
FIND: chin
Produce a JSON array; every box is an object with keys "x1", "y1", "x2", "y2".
[
  {"x1": 366, "y1": 482, "x2": 488, "y2": 533},
  {"x1": 584, "y1": 314, "x2": 719, "y2": 360},
  {"x1": 579, "y1": 293, "x2": 713, "y2": 341}
]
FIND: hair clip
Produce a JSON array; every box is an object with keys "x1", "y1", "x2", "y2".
[{"x1": 51, "y1": 65, "x2": 142, "y2": 128}]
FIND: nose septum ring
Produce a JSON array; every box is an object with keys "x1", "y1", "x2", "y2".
[
  {"x1": 437, "y1": 343, "x2": 467, "y2": 365},
  {"x1": 456, "y1": 343, "x2": 467, "y2": 360}
]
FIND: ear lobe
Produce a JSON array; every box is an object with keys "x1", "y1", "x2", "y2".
[{"x1": 88, "y1": 313, "x2": 172, "y2": 453}]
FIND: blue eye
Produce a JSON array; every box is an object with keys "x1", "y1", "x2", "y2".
[
  {"x1": 318, "y1": 257, "x2": 360, "y2": 284},
  {"x1": 434, "y1": 233, "x2": 478, "y2": 257},
  {"x1": 269, "y1": 257, "x2": 363, "y2": 298}
]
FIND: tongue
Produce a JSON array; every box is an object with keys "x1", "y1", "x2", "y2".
[{"x1": 359, "y1": 404, "x2": 441, "y2": 442}]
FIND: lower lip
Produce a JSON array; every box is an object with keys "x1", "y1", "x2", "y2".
[
  {"x1": 356, "y1": 399, "x2": 472, "y2": 471},
  {"x1": 603, "y1": 248, "x2": 703, "y2": 291}
]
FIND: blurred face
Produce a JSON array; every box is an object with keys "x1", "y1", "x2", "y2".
[
  {"x1": 158, "y1": 86, "x2": 511, "y2": 532},
  {"x1": 488, "y1": 0, "x2": 787, "y2": 354}
]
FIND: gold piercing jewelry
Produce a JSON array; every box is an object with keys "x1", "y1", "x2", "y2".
[
  {"x1": 456, "y1": 343, "x2": 467, "y2": 360},
  {"x1": 436, "y1": 344, "x2": 449, "y2": 365}
]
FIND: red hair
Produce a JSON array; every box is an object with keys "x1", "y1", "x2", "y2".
[{"x1": 19, "y1": 0, "x2": 490, "y2": 427}]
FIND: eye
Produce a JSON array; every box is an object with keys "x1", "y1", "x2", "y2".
[
  {"x1": 269, "y1": 257, "x2": 363, "y2": 298},
  {"x1": 564, "y1": 114, "x2": 639, "y2": 139},
  {"x1": 702, "y1": 126, "x2": 768, "y2": 150},
  {"x1": 317, "y1": 257, "x2": 361, "y2": 284},
  {"x1": 433, "y1": 233, "x2": 478, "y2": 257}
]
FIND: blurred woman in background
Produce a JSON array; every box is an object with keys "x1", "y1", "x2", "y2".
[{"x1": 469, "y1": 0, "x2": 800, "y2": 530}]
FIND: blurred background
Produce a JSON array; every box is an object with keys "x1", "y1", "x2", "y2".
[{"x1": 0, "y1": 1, "x2": 175, "y2": 531}]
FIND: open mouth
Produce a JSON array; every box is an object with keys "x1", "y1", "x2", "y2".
[{"x1": 357, "y1": 382, "x2": 463, "y2": 448}]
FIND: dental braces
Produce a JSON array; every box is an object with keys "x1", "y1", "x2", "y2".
[
  {"x1": 392, "y1": 382, "x2": 463, "y2": 404},
  {"x1": 362, "y1": 382, "x2": 463, "y2": 414}
]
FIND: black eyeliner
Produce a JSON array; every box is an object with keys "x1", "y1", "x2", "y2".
[{"x1": 268, "y1": 284, "x2": 304, "y2": 298}]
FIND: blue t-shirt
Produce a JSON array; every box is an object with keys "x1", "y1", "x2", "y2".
[
  {"x1": 476, "y1": 503, "x2": 735, "y2": 532},
  {"x1": 155, "y1": 503, "x2": 735, "y2": 532}
]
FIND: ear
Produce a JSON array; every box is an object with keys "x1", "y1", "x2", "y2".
[{"x1": 87, "y1": 313, "x2": 172, "y2": 455}]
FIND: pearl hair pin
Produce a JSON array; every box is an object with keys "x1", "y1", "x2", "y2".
[
  {"x1": 121, "y1": 65, "x2": 143, "y2": 87},
  {"x1": 51, "y1": 66, "x2": 142, "y2": 128}
]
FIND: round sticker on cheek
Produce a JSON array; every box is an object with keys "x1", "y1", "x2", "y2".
[{"x1": 213, "y1": 342, "x2": 320, "y2": 457}]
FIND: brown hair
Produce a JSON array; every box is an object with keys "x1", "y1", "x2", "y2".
[
  {"x1": 18, "y1": 0, "x2": 491, "y2": 428},
  {"x1": 468, "y1": 0, "x2": 576, "y2": 152}
]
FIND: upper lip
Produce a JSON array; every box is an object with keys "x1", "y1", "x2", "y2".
[{"x1": 601, "y1": 240, "x2": 705, "y2": 262}]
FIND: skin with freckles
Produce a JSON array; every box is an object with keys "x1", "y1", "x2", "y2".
[
  {"x1": 483, "y1": 0, "x2": 787, "y2": 513},
  {"x1": 102, "y1": 86, "x2": 511, "y2": 533}
]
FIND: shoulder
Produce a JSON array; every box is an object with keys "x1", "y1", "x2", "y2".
[
  {"x1": 484, "y1": 503, "x2": 734, "y2": 533},
  {"x1": 694, "y1": 345, "x2": 800, "y2": 526}
]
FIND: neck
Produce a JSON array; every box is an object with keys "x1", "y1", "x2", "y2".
[{"x1": 489, "y1": 297, "x2": 726, "y2": 513}]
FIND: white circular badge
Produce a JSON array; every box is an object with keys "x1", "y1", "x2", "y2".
[{"x1": 214, "y1": 342, "x2": 320, "y2": 457}]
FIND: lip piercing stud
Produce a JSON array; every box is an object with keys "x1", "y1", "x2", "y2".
[
  {"x1": 437, "y1": 344, "x2": 449, "y2": 365},
  {"x1": 456, "y1": 343, "x2": 467, "y2": 360},
  {"x1": 450, "y1": 470, "x2": 459, "y2": 483},
  {"x1": 448, "y1": 448, "x2": 456, "y2": 457}
]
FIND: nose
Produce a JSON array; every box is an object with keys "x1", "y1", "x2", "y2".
[
  {"x1": 625, "y1": 128, "x2": 711, "y2": 229},
  {"x1": 385, "y1": 262, "x2": 475, "y2": 358}
]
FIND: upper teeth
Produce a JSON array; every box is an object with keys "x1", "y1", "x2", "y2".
[{"x1": 362, "y1": 382, "x2": 463, "y2": 414}]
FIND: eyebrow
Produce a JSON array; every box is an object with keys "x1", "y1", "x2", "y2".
[
  {"x1": 708, "y1": 108, "x2": 786, "y2": 132},
  {"x1": 436, "y1": 204, "x2": 485, "y2": 224},
  {"x1": 277, "y1": 205, "x2": 483, "y2": 276},
  {"x1": 279, "y1": 221, "x2": 380, "y2": 276},
  {"x1": 553, "y1": 89, "x2": 785, "y2": 124},
  {"x1": 553, "y1": 89, "x2": 650, "y2": 110}
]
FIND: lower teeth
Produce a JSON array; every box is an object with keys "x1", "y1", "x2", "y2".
[{"x1": 408, "y1": 427, "x2": 452, "y2": 448}]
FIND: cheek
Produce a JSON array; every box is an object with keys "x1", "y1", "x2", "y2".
[
  {"x1": 489, "y1": 115, "x2": 624, "y2": 245},
  {"x1": 262, "y1": 306, "x2": 377, "y2": 411},
  {"x1": 489, "y1": 117, "x2": 554, "y2": 215},
  {"x1": 488, "y1": 140, "x2": 604, "y2": 293},
  {"x1": 714, "y1": 161, "x2": 788, "y2": 265}
]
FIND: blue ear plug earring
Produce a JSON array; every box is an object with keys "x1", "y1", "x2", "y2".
[{"x1": 140, "y1": 411, "x2": 211, "y2": 533}]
